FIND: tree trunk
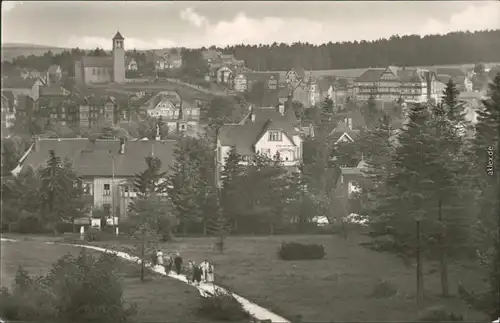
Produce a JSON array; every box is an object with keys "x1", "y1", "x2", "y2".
[
  {"x1": 437, "y1": 198, "x2": 449, "y2": 297},
  {"x1": 416, "y1": 220, "x2": 424, "y2": 308},
  {"x1": 269, "y1": 222, "x2": 274, "y2": 235},
  {"x1": 140, "y1": 240, "x2": 145, "y2": 282}
]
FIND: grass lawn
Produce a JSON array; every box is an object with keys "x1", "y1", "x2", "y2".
[
  {"x1": 83, "y1": 233, "x2": 488, "y2": 322},
  {"x1": 0, "y1": 240, "x2": 221, "y2": 323}
]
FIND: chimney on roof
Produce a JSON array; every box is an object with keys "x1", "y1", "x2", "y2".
[
  {"x1": 119, "y1": 138, "x2": 125, "y2": 155},
  {"x1": 278, "y1": 104, "x2": 285, "y2": 116},
  {"x1": 32, "y1": 136, "x2": 40, "y2": 152},
  {"x1": 345, "y1": 117, "x2": 353, "y2": 130}
]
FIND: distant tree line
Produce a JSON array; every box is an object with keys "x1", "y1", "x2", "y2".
[{"x1": 216, "y1": 30, "x2": 500, "y2": 71}]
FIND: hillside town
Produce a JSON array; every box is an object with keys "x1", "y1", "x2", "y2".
[{"x1": 1, "y1": 3, "x2": 500, "y2": 323}]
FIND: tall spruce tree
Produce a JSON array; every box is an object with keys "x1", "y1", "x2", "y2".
[
  {"x1": 39, "y1": 150, "x2": 81, "y2": 234},
  {"x1": 220, "y1": 146, "x2": 245, "y2": 231},
  {"x1": 462, "y1": 74, "x2": 500, "y2": 320},
  {"x1": 426, "y1": 82, "x2": 473, "y2": 297}
]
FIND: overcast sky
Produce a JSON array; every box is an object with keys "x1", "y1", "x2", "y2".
[{"x1": 2, "y1": 1, "x2": 499, "y2": 49}]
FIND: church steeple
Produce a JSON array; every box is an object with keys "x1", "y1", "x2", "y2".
[{"x1": 112, "y1": 31, "x2": 126, "y2": 83}]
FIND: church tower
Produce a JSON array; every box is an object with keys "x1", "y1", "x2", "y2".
[{"x1": 112, "y1": 31, "x2": 126, "y2": 84}]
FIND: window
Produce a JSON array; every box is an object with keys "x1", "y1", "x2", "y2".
[
  {"x1": 103, "y1": 183, "x2": 111, "y2": 196},
  {"x1": 261, "y1": 148, "x2": 271, "y2": 156},
  {"x1": 103, "y1": 204, "x2": 111, "y2": 215},
  {"x1": 92, "y1": 68, "x2": 96, "y2": 75},
  {"x1": 268, "y1": 131, "x2": 282, "y2": 141}
]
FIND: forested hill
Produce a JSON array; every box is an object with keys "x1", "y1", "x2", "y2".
[{"x1": 220, "y1": 30, "x2": 500, "y2": 71}]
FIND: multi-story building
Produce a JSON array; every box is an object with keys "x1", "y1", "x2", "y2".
[
  {"x1": 1, "y1": 91, "x2": 17, "y2": 130},
  {"x1": 38, "y1": 85, "x2": 119, "y2": 129},
  {"x1": 14, "y1": 138, "x2": 176, "y2": 220},
  {"x1": 215, "y1": 102, "x2": 303, "y2": 188},
  {"x1": 354, "y1": 66, "x2": 437, "y2": 103},
  {"x1": 139, "y1": 91, "x2": 200, "y2": 133},
  {"x1": 2, "y1": 77, "x2": 41, "y2": 101}
]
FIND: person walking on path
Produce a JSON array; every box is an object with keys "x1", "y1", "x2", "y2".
[
  {"x1": 174, "y1": 252, "x2": 183, "y2": 275},
  {"x1": 206, "y1": 262, "x2": 215, "y2": 283},
  {"x1": 164, "y1": 253, "x2": 173, "y2": 274},
  {"x1": 200, "y1": 259, "x2": 209, "y2": 282},
  {"x1": 156, "y1": 249, "x2": 164, "y2": 267},
  {"x1": 192, "y1": 261, "x2": 202, "y2": 286}
]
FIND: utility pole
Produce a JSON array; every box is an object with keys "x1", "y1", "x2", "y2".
[{"x1": 111, "y1": 154, "x2": 117, "y2": 236}]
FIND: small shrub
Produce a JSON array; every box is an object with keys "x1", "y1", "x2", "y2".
[
  {"x1": 370, "y1": 279, "x2": 398, "y2": 298},
  {"x1": 0, "y1": 252, "x2": 137, "y2": 323},
  {"x1": 197, "y1": 290, "x2": 250, "y2": 321},
  {"x1": 277, "y1": 242, "x2": 325, "y2": 261},
  {"x1": 418, "y1": 305, "x2": 464, "y2": 321}
]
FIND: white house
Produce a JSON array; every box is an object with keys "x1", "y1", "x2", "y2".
[
  {"x1": 140, "y1": 91, "x2": 200, "y2": 133},
  {"x1": 216, "y1": 65, "x2": 233, "y2": 84},
  {"x1": 126, "y1": 58, "x2": 138, "y2": 71},
  {"x1": 216, "y1": 103, "x2": 302, "y2": 188}
]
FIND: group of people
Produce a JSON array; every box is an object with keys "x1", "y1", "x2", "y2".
[{"x1": 152, "y1": 250, "x2": 215, "y2": 286}]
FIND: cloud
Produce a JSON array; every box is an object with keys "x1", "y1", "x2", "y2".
[
  {"x1": 180, "y1": 7, "x2": 207, "y2": 28},
  {"x1": 419, "y1": 2, "x2": 500, "y2": 35},
  {"x1": 64, "y1": 36, "x2": 177, "y2": 50},
  {"x1": 62, "y1": 2, "x2": 500, "y2": 50}
]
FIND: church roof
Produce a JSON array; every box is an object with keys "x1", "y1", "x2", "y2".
[
  {"x1": 81, "y1": 56, "x2": 113, "y2": 68},
  {"x1": 113, "y1": 31, "x2": 124, "y2": 40}
]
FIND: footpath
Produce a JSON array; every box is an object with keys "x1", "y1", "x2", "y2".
[{"x1": 0, "y1": 238, "x2": 290, "y2": 323}]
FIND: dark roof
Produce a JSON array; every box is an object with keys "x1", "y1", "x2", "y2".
[
  {"x1": 261, "y1": 91, "x2": 279, "y2": 107},
  {"x1": 2, "y1": 77, "x2": 38, "y2": 89},
  {"x1": 436, "y1": 74, "x2": 452, "y2": 83},
  {"x1": 288, "y1": 67, "x2": 306, "y2": 79},
  {"x1": 40, "y1": 83, "x2": 69, "y2": 97},
  {"x1": 48, "y1": 65, "x2": 60, "y2": 74},
  {"x1": 436, "y1": 68, "x2": 466, "y2": 78},
  {"x1": 23, "y1": 139, "x2": 175, "y2": 177},
  {"x1": 397, "y1": 68, "x2": 424, "y2": 83},
  {"x1": 316, "y1": 79, "x2": 332, "y2": 92},
  {"x1": 356, "y1": 69, "x2": 385, "y2": 82},
  {"x1": 81, "y1": 56, "x2": 113, "y2": 68},
  {"x1": 245, "y1": 72, "x2": 280, "y2": 83},
  {"x1": 113, "y1": 31, "x2": 124, "y2": 40},
  {"x1": 218, "y1": 106, "x2": 299, "y2": 155}
]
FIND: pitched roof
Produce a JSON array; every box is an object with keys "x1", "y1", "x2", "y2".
[
  {"x1": 436, "y1": 67, "x2": 466, "y2": 78},
  {"x1": 40, "y1": 83, "x2": 69, "y2": 97},
  {"x1": 436, "y1": 74, "x2": 452, "y2": 83},
  {"x1": 2, "y1": 77, "x2": 38, "y2": 89},
  {"x1": 356, "y1": 69, "x2": 385, "y2": 82},
  {"x1": 22, "y1": 139, "x2": 175, "y2": 177},
  {"x1": 48, "y1": 65, "x2": 61, "y2": 74},
  {"x1": 397, "y1": 68, "x2": 424, "y2": 83},
  {"x1": 219, "y1": 106, "x2": 299, "y2": 155},
  {"x1": 316, "y1": 79, "x2": 332, "y2": 92},
  {"x1": 287, "y1": 67, "x2": 307, "y2": 79},
  {"x1": 245, "y1": 72, "x2": 280, "y2": 83},
  {"x1": 81, "y1": 56, "x2": 113, "y2": 68},
  {"x1": 113, "y1": 31, "x2": 124, "y2": 40}
]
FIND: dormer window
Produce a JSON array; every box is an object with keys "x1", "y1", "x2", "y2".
[{"x1": 269, "y1": 131, "x2": 282, "y2": 141}]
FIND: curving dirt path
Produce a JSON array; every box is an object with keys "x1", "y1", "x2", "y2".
[{"x1": 0, "y1": 238, "x2": 290, "y2": 323}]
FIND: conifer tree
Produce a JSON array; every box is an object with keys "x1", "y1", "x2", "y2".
[
  {"x1": 167, "y1": 137, "x2": 204, "y2": 234},
  {"x1": 461, "y1": 74, "x2": 500, "y2": 320},
  {"x1": 220, "y1": 146, "x2": 244, "y2": 230}
]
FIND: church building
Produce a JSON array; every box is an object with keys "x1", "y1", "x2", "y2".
[{"x1": 75, "y1": 32, "x2": 126, "y2": 85}]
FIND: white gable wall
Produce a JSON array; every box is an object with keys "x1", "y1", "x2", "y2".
[{"x1": 255, "y1": 130, "x2": 301, "y2": 166}]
